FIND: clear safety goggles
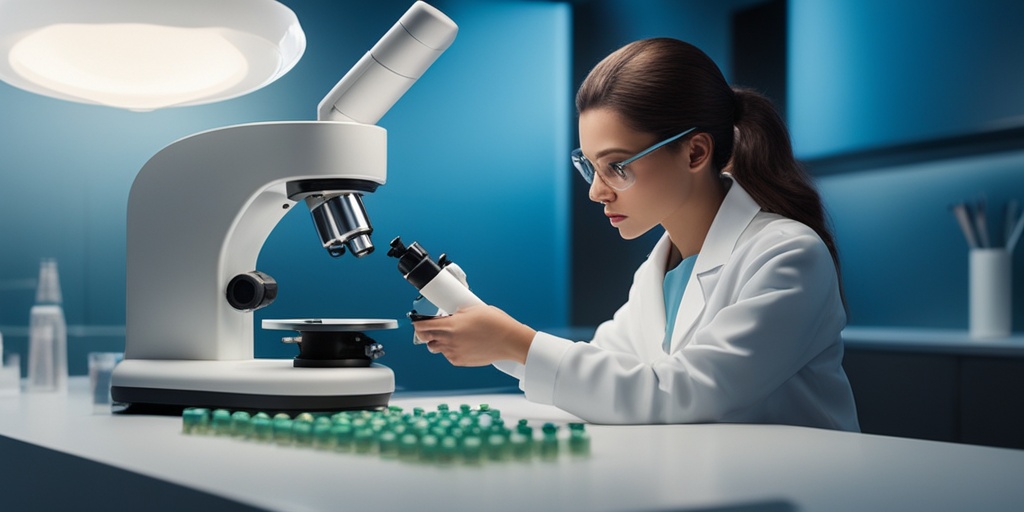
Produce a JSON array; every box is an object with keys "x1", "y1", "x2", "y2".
[{"x1": 571, "y1": 127, "x2": 697, "y2": 191}]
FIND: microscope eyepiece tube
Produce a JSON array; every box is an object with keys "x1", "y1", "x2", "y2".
[
  {"x1": 388, "y1": 237, "x2": 440, "y2": 288},
  {"x1": 307, "y1": 193, "x2": 374, "y2": 258},
  {"x1": 387, "y1": 236, "x2": 485, "y2": 313},
  {"x1": 317, "y1": 1, "x2": 458, "y2": 123}
]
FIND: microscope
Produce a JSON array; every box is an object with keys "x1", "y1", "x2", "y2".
[{"x1": 110, "y1": 2, "x2": 457, "y2": 413}]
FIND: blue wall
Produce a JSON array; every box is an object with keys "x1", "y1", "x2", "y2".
[
  {"x1": 789, "y1": 0, "x2": 1024, "y2": 329},
  {"x1": 3, "y1": 0, "x2": 1022, "y2": 393},
  {"x1": 0, "y1": 0, "x2": 571, "y2": 391},
  {"x1": 789, "y1": 0, "x2": 1024, "y2": 159},
  {"x1": 819, "y1": 152, "x2": 1024, "y2": 328},
  {"x1": 570, "y1": 0, "x2": 765, "y2": 80}
]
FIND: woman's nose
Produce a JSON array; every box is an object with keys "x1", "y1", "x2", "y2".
[{"x1": 588, "y1": 174, "x2": 615, "y2": 204}]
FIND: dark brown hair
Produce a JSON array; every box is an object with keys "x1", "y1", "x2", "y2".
[{"x1": 576, "y1": 38, "x2": 844, "y2": 299}]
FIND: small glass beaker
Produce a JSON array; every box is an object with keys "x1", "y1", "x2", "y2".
[{"x1": 88, "y1": 352, "x2": 123, "y2": 413}]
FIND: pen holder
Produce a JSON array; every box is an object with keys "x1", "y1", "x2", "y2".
[{"x1": 969, "y1": 248, "x2": 1012, "y2": 339}]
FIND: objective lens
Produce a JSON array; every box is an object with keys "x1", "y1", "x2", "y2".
[
  {"x1": 307, "y1": 193, "x2": 374, "y2": 258},
  {"x1": 346, "y1": 233, "x2": 374, "y2": 258}
]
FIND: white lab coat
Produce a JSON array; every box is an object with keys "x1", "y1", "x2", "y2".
[{"x1": 495, "y1": 178, "x2": 860, "y2": 431}]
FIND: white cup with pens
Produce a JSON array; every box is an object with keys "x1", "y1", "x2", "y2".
[{"x1": 952, "y1": 198, "x2": 1022, "y2": 339}]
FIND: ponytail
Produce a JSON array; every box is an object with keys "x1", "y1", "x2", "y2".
[{"x1": 730, "y1": 87, "x2": 844, "y2": 303}]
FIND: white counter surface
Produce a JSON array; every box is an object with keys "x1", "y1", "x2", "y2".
[{"x1": 2, "y1": 377, "x2": 1024, "y2": 511}]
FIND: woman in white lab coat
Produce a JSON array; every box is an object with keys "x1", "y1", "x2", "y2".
[{"x1": 413, "y1": 38, "x2": 860, "y2": 431}]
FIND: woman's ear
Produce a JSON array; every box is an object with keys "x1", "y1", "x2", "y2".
[{"x1": 687, "y1": 133, "x2": 714, "y2": 172}]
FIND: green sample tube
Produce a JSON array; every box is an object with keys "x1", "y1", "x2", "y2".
[
  {"x1": 211, "y1": 409, "x2": 232, "y2": 436},
  {"x1": 312, "y1": 420, "x2": 334, "y2": 450},
  {"x1": 398, "y1": 432, "x2": 419, "y2": 460},
  {"x1": 182, "y1": 408, "x2": 210, "y2": 435},
  {"x1": 540, "y1": 423, "x2": 559, "y2": 460},
  {"x1": 251, "y1": 413, "x2": 273, "y2": 441},
  {"x1": 272, "y1": 415, "x2": 294, "y2": 445},
  {"x1": 332, "y1": 423, "x2": 354, "y2": 452},
  {"x1": 462, "y1": 435, "x2": 483, "y2": 464},
  {"x1": 485, "y1": 432, "x2": 509, "y2": 461},
  {"x1": 438, "y1": 436, "x2": 458, "y2": 464},
  {"x1": 509, "y1": 432, "x2": 532, "y2": 461},
  {"x1": 293, "y1": 419, "x2": 313, "y2": 447},
  {"x1": 419, "y1": 434, "x2": 439, "y2": 462},
  {"x1": 230, "y1": 411, "x2": 253, "y2": 437},
  {"x1": 378, "y1": 430, "x2": 399, "y2": 458},
  {"x1": 353, "y1": 428, "x2": 375, "y2": 453}
]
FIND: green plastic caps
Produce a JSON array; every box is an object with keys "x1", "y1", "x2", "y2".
[
  {"x1": 181, "y1": 407, "x2": 210, "y2": 434},
  {"x1": 251, "y1": 412, "x2": 272, "y2": 441},
  {"x1": 181, "y1": 402, "x2": 590, "y2": 466},
  {"x1": 568, "y1": 422, "x2": 591, "y2": 455}
]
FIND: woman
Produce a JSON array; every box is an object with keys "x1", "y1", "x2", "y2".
[{"x1": 413, "y1": 38, "x2": 859, "y2": 431}]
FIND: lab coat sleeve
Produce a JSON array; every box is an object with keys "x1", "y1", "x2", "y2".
[
  {"x1": 494, "y1": 282, "x2": 640, "y2": 384},
  {"x1": 492, "y1": 360, "x2": 525, "y2": 381},
  {"x1": 521, "y1": 229, "x2": 844, "y2": 424},
  {"x1": 588, "y1": 300, "x2": 641, "y2": 354}
]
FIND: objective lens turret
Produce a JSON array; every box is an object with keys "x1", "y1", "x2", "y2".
[{"x1": 307, "y1": 193, "x2": 374, "y2": 258}]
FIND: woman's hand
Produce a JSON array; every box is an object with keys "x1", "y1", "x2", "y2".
[{"x1": 412, "y1": 305, "x2": 535, "y2": 366}]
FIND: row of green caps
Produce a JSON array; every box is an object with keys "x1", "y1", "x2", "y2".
[{"x1": 182, "y1": 403, "x2": 590, "y2": 463}]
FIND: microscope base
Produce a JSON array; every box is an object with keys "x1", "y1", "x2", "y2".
[{"x1": 110, "y1": 359, "x2": 394, "y2": 414}]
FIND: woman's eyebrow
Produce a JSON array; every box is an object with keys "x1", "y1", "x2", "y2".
[{"x1": 593, "y1": 147, "x2": 632, "y2": 161}]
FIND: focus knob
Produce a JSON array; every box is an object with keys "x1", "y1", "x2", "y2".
[{"x1": 226, "y1": 271, "x2": 278, "y2": 311}]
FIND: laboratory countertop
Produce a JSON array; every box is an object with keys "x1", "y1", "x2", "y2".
[
  {"x1": 2, "y1": 378, "x2": 1024, "y2": 512},
  {"x1": 552, "y1": 326, "x2": 1024, "y2": 357},
  {"x1": 842, "y1": 326, "x2": 1024, "y2": 357}
]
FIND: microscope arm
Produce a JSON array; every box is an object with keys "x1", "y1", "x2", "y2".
[{"x1": 317, "y1": 1, "x2": 458, "y2": 124}]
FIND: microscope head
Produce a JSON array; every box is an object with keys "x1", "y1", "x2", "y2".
[{"x1": 298, "y1": 1, "x2": 457, "y2": 259}]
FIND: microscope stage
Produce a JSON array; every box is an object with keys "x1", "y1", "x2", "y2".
[{"x1": 110, "y1": 359, "x2": 394, "y2": 414}]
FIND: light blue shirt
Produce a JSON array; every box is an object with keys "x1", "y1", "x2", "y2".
[{"x1": 662, "y1": 253, "x2": 698, "y2": 352}]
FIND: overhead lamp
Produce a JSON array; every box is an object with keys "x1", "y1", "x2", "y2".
[{"x1": 0, "y1": 0, "x2": 305, "y2": 111}]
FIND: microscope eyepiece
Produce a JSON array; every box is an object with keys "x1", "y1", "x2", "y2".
[
  {"x1": 387, "y1": 236, "x2": 407, "y2": 257},
  {"x1": 387, "y1": 236, "x2": 443, "y2": 289},
  {"x1": 387, "y1": 236, "x2": 429, "y2": 274},
  {"x1": 388, "y1": 236, "x2": 486, "y2": 314}
]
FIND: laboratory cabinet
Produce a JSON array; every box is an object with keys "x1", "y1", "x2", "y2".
[{"x1": 841, "y1": 327, "x2": 1024, "y2": 449}]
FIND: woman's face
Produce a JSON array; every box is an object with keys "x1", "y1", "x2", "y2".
[{"x1": 578, "y1": 108, "x2": 697, "y2": 240}]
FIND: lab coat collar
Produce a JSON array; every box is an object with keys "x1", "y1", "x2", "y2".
[
  {"x1": 646, "y1": 175, "x2": 761, "y2": 276},
  {"x1": 693, "y1": 174, "x2": 762, "y2": 274},
  {"x1": 654, "y1": 175, "x2": 762, "y2": 352}
]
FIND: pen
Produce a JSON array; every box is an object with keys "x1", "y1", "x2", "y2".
[
  {"x1": 1008, "y1": 209, "x2": 1024, "y2": 254},
  {"x1": 1005, "y1": 200, "x2": 1019, "y2": 247},
  {"x1": 973, "y1": 197, "x2": 990, "y2": 248},
  {"x1": 951, "y1": 203, "x2": 979, "y2": 249}
]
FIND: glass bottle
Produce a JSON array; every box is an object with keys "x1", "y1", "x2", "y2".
[{"x1": 27, "y1": 258, "x2": 67, "y2": 393}]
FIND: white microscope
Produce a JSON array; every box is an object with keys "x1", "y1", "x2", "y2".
[{"x1": 110, "y1": 2, "x2": 457, "y2": 413}]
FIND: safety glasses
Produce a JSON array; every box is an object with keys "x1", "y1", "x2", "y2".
[{"x1": 571, "y1": 127, "x2": 697, "y2": 191}]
